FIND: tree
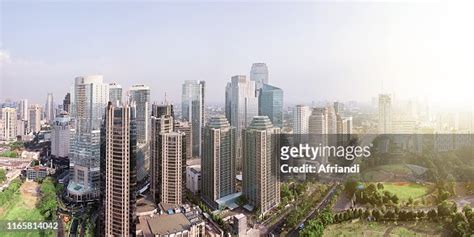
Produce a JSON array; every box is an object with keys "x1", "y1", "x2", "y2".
[
  {"x1": 300, "y1": 219, "x2": 324, "y2": 237},
  {"x1": 377, "y1": 183, "x2": 384, "y2": 190},
  {"x1": 427, "y1": 209, "x2": 437, "y2": 220}
]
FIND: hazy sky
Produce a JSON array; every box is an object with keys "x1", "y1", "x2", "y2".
[{"x1": 1, "y1": 1, "x2": 473, "y2": 109}]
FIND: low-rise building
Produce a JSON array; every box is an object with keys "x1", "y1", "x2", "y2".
[
  {"x1": 186, "y1": 165, "x2": 201, "y2": 194},
  {"x1": 26, "y1": 166, "x2": 48, "y2": 181},
  {"x1": 137, "y1": 209, "x2": 205, "y2": 237}
]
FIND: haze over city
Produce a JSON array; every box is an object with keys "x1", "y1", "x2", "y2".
[{"x1": 1, "y1": 1, "x2": 473, "y2": 108}]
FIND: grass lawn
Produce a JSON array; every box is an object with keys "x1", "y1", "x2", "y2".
[
  {"x1": 0, "y1": 182, "x2": 49, "y2": 237},
  {"x1": 382, "y1": 182, "x2": 429, "y2": 201},
  {"x1": 324, "y1": 220, "x2": 444, "y2": 236}
]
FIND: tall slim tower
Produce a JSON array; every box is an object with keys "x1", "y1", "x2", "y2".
[
  {"x1": 45, "y1": 92, "x2": 55, "y2": 123},
  {"x1": 160, "y1": 131, "x2": 184, "y2": 205},
  {"x1": 103, "y1": 103, "x2": 137, "y2": 236},
  {"x1": 51, "y1": 112, "x2": 70, "y2": 158},
  {"x1": 63, "y1": 93, "x2": 71, "y2": 113},
  {"x1": 292, "y1": 105, "x2": 311, "y2": 134},
  {"x1": 28, "y1": 104, "x2": 42, "y2": 133},
  {"x1": 242, "y1": 116, "x2": 280, "y2": 215},
  {"x1": 129, "y1": 84, "x2": 150, "y2": 144},
  {"x1": 1, "y1": 108, "x2": 17, "y2": 141},
  {"x1": 202, "y1": 116, "x2": 237, "y2": 209},
  {"x1": 182, "y1": 80, "x2": 205, "y2": 157},
  {"x1": 109, "y1": 82, "x2": 123, "y2": 105},
  {"x1": 68, "y1": 75, "x2": 109, "y2": 201},
  {"x1": 258, "y1": 84, "x2": 283, "y2": 128},
  {"x1": 250, "y1": 63, "x2": 269, "y2": 90},
  {"x1": 378, "y1": 94, "x2": 392, "y2": 134},
  {"x1": 18, "y1": 99, "x2": 28, "y2": 120}
]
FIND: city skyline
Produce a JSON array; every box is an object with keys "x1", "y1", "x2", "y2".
[{"x1": 2, "y1": 2, "x2": 473, "y2": 110}]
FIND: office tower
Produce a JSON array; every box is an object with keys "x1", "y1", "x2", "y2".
[
  {"x1": 63, "y1": 93, "x2": 71, "y2": 113},
  {"x1": 18, "y1": 99, "x2": 28, "y2": 120},
  {"x1": 292, "y1": 105, "x2": 311, "y2": 134},
  {"x1": 250, "y1": 63, "x2": 269, "y2": 90},
  {"x1": 225, "y1": 76, "x2": 258, "y2": 168},
  {"x1": 45, "y1": 92, "x2": 55, "y2": 123},
  {"x1": 326, "y1": 106, "x2": 337, "y2": 134},
  {"x1": 129, "y1": 84, "x2": 150, "y2": 144},
  {"x1": 242, "y1": 116, "x2": 280, "y2": 215},
  {"x1": 378, "y1": 94, "x2": 392, "y2": 134},
  {"x1": 258, "y1": 84, "x2": 283, "y2": 128},
  {"x1": 182, "y1": 80, "x2": 205, "y2": 157},
  {"x1": 333, "y1": 102, "x2": 345, "y2": 116},
  {"x1": 336, "y1": 115, "x2": 353, "y2": 145},
  {"x1": 109, "y1": 82, "x2": 123, "y2": 105},
  {"x1": 28, "y1": 104, "x2": 42, "y2": 133},
  {"x1": 68, "y1": 75, "x2": 109, "y2": 201},
  {"x1": 16, "y1": 119, "x2": 27, "y2": 137},
  {"x1": 152, "y1": 102, "x2": 174, "y2": 118},
  {"x1": 51, "y1": 112, "x2": 70, "y2": 158},
  {"x1": 102, "y1": 103, "x2": 137, "y2": 236},
  {"x1": 309, "y1": 108, "x2": 327, "y2": 135},
  {"x1": 202, "y1": 116, "x2": 237, "y2": 209},
  {"x1": 1, "y1": 108, "x2": 17, "y2": 141}
]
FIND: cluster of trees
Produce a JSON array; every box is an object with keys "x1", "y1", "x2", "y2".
[
  {"x1": 37, "y1": 177, "x2": 58, "y2": 220},
  {"x1": 0, "y1": 150, "x2": 18, "y2": 158},
  {"x1": 344, "y1": 181, "x2": 400, "y2": 207},
  {"x1": 0, "y1": 178, "x2": 21, "y2": 206},
  {"x1": 280, "y1": 182, "x2": 308, "y2": 206},
  {"x1": 300, "y1": 209, "x2": 334, "y2": 237},
  {"x1": 332, "y1": 201, "x2": 474, "y2": 236},
  {"x1": 286, "y1": 185, "x2": 328, "y2": 228},
  {"x1": 0, "y1": 168, "x2": 6, "y2": 183}
]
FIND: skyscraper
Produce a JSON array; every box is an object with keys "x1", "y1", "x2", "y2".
[
  {"x1": 202, "y1": 116, "x2": 237, "y2": 209},
  {"x1": 18, "y1": 99, "x2": 28, "y2": 120},
  {"x1": 292, "y1": 105, "x2": 311, "y2": 134},
  {"x1": 258, "y1": 84, "x2": 284, "y2": 128},
  {"x1": 103, "y1": 103, "x2": 137, "y2": 236},
  {"x1": 250, "y1": 63, "x2": 269, "y2": 90},
  {"x1": 333, "y1": 101, "x2": 345, "y2": 116},
  {"x1": 326, "y1": 105, "x2": 337, "y2": 134},
  {"x1": 174, "y1": 120, "x2": 192, "y2": 161},
  {"x1": 28, "y1": 104, "x2": 42, "y2": 133},
  {"x1": 1, "y1": 107, "x2": 17, "y2": 141},
  {"x1": 63, "y1": 93, "x2": 71, "y2": 113},
  {"x1": 242, "y1": 116, "x2": 280, "y2": 216},
  {"x1": 182, "y1": 80, "x2": 205, "y2": 157},
  {"x1": 109, "y1": 82, "x2": 123, "y2": 105},
  {"x1": 51, "y1": 112, "x2": 70, "y2": 158},
  {"x1": 225, "y1": 75, "x2": 258, "y2": 169},
  {"x1": 45, "y1": 92, "x2": 55, "y2": 123},
  {"x1": 129, "y1": 84, "x2": 150, "y2": 144},
  {"x1": 68, "y1": 75, "x2": 109, "y2": 201},
  {"x1": 160, "y1": 131, "x2": 184, "y2": 205},
  {"x1": 378, "y1": 94, "x2": 392, "y2": 134}
]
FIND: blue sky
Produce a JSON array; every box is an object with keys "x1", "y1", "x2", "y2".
[{"x1": 1, "y1": 1, "x2": 473, "y2": 109}]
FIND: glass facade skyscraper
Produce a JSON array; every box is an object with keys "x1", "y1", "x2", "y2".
[
  {"x1": 250, "y1": 63, "x2": 269, "y2": 90},
  {"x1": 68, "y1": 75, "x2": 109, "y2": 202},
  {"x1": 182, "y1": 80, "x2": 205, "y2": 157},
  {"x1": 258, "y1": 84, "x2": 283, "y2": 128},
  {"x1": 129, "y1": 84, "x2": 150, "y2": 144}
]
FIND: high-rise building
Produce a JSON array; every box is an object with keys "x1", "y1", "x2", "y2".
[
  {"x1": 150, "y1": 110, "x2": 185, "y2": 205},
  {"x1": 16, "y1": 119, "x2": 27, "y2": 137},
  {"x1": 28, "y1": 104, "x2": 42, "y2": 133},
  {"x1": 160, "y1": 131, "x2": 184, "y2": 205},
  {"x1": 102, "y1": 103, "x2": 137, "y2": 236},
  {"x1": 202, "y1": 116, "x2": 237, "y2": 209},
  {"x1": 174, "y1": 120, "x2": 192, "y2": 161},
  {"x1": 182, "y1": 80, "x2": 205, "y2": 158},
  {"x1": 63, "y1": 93, "x2": 71, "y2": 113},
  {"x1": 242, "y1": 116, "x2": 280, "y2": 215},
  {"x1": 68, "y1": 75, "x2": 109, "y2": 201},
  {"x1": 225, "y1": 76, "x2": 258, "y2": 168},
  {"x1": 129, "y1": 84, "x2": 150, "y2": 144},
  {"x1": 333, "y1": 102, "x2": 345, "y2": 116},
  {"x1": 250, "y1": 63, "x2": 269, "y2": 90},
  {"x1": 109, "y1": 82, "x2": 123, "y2": 105},
  {"x1": 259, "y1": 84, "x2": 283, "y2": 128},
  {"x1": 292, "y1": 105, "x2": 311, "y2": 134},
  {"x1": 1, "y1": 107, "x2": 17, "y2": 141},
  {"x1": 51, "y1": 112, "x2": 70, "y2": 158},
  {"x1": 152, "y1": 103, "x2": 174, "y2": 118},
  {"x1": 45, "y1": 92, "x2": 55, "y2": 123},
  {"x1": 326, "y1": 106, "x2": 337, "y2": 134},
  {"x1": 378, "y1": 94, "x2": 392, "y2": 134},
  {"x1": 18, "y1": 99, "x2": 28, "y2": 120}
]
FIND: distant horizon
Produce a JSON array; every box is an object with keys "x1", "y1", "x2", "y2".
[{"x1": 1, "y1": 1, "x2": 473, "y2": 110}]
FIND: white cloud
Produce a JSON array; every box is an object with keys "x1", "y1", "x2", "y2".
[{"x1": 0, "y1": 50, "x2": 12, "y2": 64}]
